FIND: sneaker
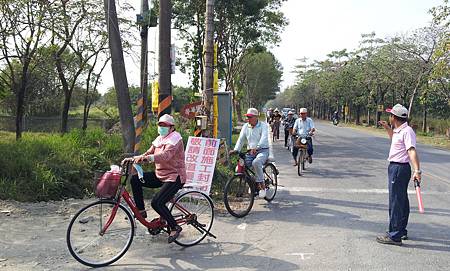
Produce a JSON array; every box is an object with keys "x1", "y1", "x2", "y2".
[
  {"x1": 308, "y1": 155, "x2": 312, "y2": 164},
  {"x1": 401, "y1": 234, "x2": 408, "y2": 240},
  {"x1": 376, "y1": 234, "x2": 402, "y2": 246},
  {"x1": 258, "y1": 189, "x2": 266, "y2": 198}
]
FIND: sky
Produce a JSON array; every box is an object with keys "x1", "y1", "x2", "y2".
[{"x1": 99, "y1": 0, "x2": 444, "y2": 94}]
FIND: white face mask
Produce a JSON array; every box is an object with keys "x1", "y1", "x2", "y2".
[{"x1": 158, "y1": 126, "x2": 170, "y2": 136}]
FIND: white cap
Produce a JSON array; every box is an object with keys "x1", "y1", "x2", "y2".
[
  {"x1": 245, "y1": 108, "x2": 259, "y2": 117},
  {"x1": 386, "y1": 104, "x2": 408, "y2": 118},
  {"x1": 158, "y1": 114, "x2": 175, "y2": 125},
  {"x1": 288, "y1": 110, "x2": 295, "y2": 115},
  {"x1": 274, "y1": 108, "x2": 279, "y2": 112},
  {"x1": 299, "y1": 108, "x2": 308, "y2": 113}
]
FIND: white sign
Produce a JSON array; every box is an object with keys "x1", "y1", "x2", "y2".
[{"x1": 184, "y1": 136, "x2": 220, "y2": 195}]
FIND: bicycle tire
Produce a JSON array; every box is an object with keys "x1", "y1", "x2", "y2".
[
  {"x1": 223, "y1": 175, "x2": 255, "y2": 218},
  {"x1": 263, "y1": 163, "x2": 278, "y2": 202},
  {"x1": 66, "y1": 199, "x2": 134, "y2": 268},
  {"x1": 170, "y1": 190, "x2": 214, "y2": 247},
  {"x1": 298, "y1": 150, "x2": 304, "y2": 176}
]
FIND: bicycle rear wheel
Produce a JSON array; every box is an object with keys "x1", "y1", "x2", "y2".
[
  {"x1": 66, "y1": 200, "x2": 134, "y2": 268},
  {"x1": 223, "y1": 175, "x2": 255, "y2": 218},
  {"x1": 169, "y1": 191, "x2": 214, "y2": 247},
  {"x1": 263, "y1": 163, "x2": 278, "y2": 202}
]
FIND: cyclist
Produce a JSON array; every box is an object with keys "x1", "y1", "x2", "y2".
[
  {"x1": 270, "y1": 108, "x2": 282, "y2": 139},
  {"x1": 283, "y1": 110, "x2": 297, "y2": 147},
  {"x1": 292, "y1": 108, "x2": 315, "y2": 166},
  {"x1": 266, "y1": 108, "x2": 273, "y2": 124},
  {"x1": 230, "y1": 108, "x2": 270, "y2": 198},
  {"x1": 332, "y1": 111, "x2": 339, "y2": 125},
  {"x1": 122, "y1": 114, "x2": 186, "y2": 243}
]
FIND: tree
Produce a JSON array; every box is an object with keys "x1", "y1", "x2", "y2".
[
  {"x1": 235, "y1": 50, "x2": 282, "y2": 109},
  {"x1": 0, "y1": 0, "x2": 50, "y2": 139}
]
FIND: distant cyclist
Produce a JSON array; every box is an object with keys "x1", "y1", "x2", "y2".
[
  {"x1": 283, "y1": 110, "x2": 296, "y2": 147},
  {"x1": 292, "y1": 108, "x2": 315, "y2": 166},
  {"x1": 270, "y1": 109, "x2": 282, "y2": 139}
]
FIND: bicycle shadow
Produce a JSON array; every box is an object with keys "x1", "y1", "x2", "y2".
[{"x1": 83, "y1": 241, "x2": 299, "y2": 271}]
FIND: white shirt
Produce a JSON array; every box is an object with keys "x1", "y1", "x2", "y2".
[
  {"x1": 234, "y1": 121, "x2": 269, "y2": 151},
  {"x1": 293, "y1": 117, "x2": 315, "y2": 137}
]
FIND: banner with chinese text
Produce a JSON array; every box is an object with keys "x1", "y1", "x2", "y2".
[{"x1": 184, "y1": 136, "x2": 220, "y2": 195}]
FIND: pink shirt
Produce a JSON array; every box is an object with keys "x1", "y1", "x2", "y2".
[
  {"x1": 388, "y1": 122, "x2": 416, "y2": 163},
  {"x1": 144, "y1": 131, "x2": 186, "y2": 183}
]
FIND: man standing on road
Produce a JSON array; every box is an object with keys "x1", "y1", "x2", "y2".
[
  {"x1": 292, "y1": 108, "x2": 315, "y2": 166},
  {"x1": 377, "y1": 104, "x2": 422, "y2": 246},
  {"x1": 230, "y1": 108, "x2": 270, "y2": 198}
]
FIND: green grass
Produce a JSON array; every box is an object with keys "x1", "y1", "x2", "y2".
[{"x1": 0, "y1": 119, "x2": 232, "y2": 202}]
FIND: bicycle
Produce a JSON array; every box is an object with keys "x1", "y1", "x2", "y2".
[
  {"x1": 272, "y1": 120, "x2": 280, "y2": 141},
  {"x1": 223, "y1": 151, "x2": 279, "y2": 218},
  {"x1": 294, "y1": 135, "x2": 312, "y2": 176},
  {"x1": 66, "y1": 161, "x2": 216, "y2": 268}
]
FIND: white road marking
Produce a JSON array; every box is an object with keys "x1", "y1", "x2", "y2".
[
  {"x1": 285, "y1": 252, "x2": 315, "y2": 260},
  {"x1": 279, "y1": 186, "x2": 450, "y2": 195},
  {"x1": 237, "y1": 223, "x2": 247, "y2": 230}
]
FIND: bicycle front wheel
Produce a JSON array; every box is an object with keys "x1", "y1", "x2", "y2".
[
  {"x1": 170, "y1": 191, "x2": 214, "y2": 247},
  {"x1": 66, "y1": 200, "x2": 134, "y2": 268},
  {"x1": 223, "y1": 175, "x2": 255, "y2": 218},
  {"x1": 263, "y1": 163, "x2": 278, "y2": 202},
  {"x1": 298, "y1": 150, "x2": 304, "y2": 176}
]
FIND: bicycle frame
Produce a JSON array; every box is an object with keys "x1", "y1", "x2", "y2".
[{"x1": 99, "y1": 164, "x2": 196, "y2": 236}]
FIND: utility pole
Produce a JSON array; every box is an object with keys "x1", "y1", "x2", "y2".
[
  {"x1": 158, "y1": 0, "x2": 172, "y2": 117},
  {"x1": 203, "y1": 0, "x2": 214, "y2": 133},
  {"x1": 139, "y1": 0, "x2": 149, "y2": 124},
  {"x1": 104, "y1": 0, "x2": 135, "y2": 153}
]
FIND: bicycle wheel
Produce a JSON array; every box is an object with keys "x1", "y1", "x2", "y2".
[
  {"x1": 263, "y1": 163, "x2": 278, "y2": 202},
  {"x1": 66, "y1": 200, "x2": 134, "y2": 268},
  {"x1": 297, "y1": 150, "x2": 304, "y2": 176},
  {"x1": 170, "y1": 191, "x2": 214, "y2": 247},
  {"x1": 223, "y1": 175, "x2": 255, "y2": 218}
]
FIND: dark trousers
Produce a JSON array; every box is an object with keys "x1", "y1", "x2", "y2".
[
  {"x1": 131, "y1": 172, "x2": 183, "y2": 230},
  {"x1": 284, "y1": 129, "x2": 290, "y2": 146},
  {"x1": 292, "y1": 139, "x2": 313, "y2": 160},
  {"x1": 387, "y1": 162, "x2": 411, "y2": 241}
]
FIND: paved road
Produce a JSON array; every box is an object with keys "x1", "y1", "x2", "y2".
[{"x1": 1, "y1": 121, "x2": 449, "y2": 270}]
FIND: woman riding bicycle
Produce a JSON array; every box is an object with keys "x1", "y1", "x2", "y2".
[{"x1": 122, "y1": 114, "x2": 186, "y2": 243}]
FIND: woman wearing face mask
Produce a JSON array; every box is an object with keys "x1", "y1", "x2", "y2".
[{"x1": 125, "y1": 114, "x2": 186, "y2": 243}]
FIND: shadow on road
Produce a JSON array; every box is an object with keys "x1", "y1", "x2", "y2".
[{"x1": 243, "y1": 193, "x2": 450, "y2": 254}]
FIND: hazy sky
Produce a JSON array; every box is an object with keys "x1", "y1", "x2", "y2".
[{"x1": 99, "y1": 0, "x2": 443, "y2": 94}]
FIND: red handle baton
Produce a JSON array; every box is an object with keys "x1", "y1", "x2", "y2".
[{"x1": 414, "y1": 179, "x2": 424, "y2": 214}]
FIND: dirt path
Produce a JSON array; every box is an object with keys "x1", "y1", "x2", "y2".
[{"x1": 0, "y1": 198, "x2": 103, "y2": 270}]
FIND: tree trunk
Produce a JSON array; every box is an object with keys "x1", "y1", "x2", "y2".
[
  {"x1": 422, "y1": 107, "x2": 427, "y2": 133},
  {"x1": 15, "y1": 66, "x2": 29, "y2": 140},
  {"x1": 105, "y1": 0, "x2": 135, "y2": 153},
  {"x1": 355, "y1": 105, "x2": 361, "y2": 125}
]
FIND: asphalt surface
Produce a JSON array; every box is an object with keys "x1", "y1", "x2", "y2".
[{"x1": 1, "y1": 121, "x2": 449, "y2": 270}]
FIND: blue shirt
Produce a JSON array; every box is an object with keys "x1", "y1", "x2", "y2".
[
  {"x1": 234, "y1": 121, "x2": 269, "y2": 151},
  {"x1": 293, "y1": 117, "x2": 315, "y2": 137}
]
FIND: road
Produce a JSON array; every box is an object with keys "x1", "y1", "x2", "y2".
[{"x1": 1, "y1": 121, "x2": 449, "y2": 270}]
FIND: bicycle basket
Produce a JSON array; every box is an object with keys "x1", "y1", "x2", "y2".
[
  {"x1": 95, "y1": 171, "x2": 121, "y2": 198},
  {"x1": 295, "y1": 138, "x2": 308, "y2": 149}
]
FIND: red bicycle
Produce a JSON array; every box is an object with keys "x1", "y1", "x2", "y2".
[{"x1": 66, "y1": 161, "x2": 216, "y2": 267}]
